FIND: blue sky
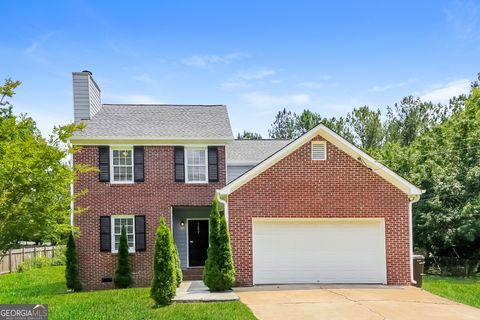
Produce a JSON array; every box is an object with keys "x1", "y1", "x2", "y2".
[{"x1": 2, "y1": 0, "x2": 479, "y2": 137}]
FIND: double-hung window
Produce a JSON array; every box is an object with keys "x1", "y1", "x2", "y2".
[
  {"x1": 112, "y1": 216, "x2": 135, "y2": 253},
  {"x1": 185, "y1": 147, "x2": 208, "y2": 183},
  {"x1": 111, "y1": 147, "x2": 134, "y2": 183}
]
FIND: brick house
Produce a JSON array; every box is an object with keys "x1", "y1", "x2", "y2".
[{"x1": 70, "y1": 71, "x2": 423, "y2": 290}]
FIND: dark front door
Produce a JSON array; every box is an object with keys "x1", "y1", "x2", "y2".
[{"x1": 188, "y1": 220, "x2": 209, "y2": 267}]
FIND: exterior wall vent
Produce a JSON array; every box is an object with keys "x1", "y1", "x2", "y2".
[{"x1": 311, "y1": 141, "x2": 327, "y2": 160}]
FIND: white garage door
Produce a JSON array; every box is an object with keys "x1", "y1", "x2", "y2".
[{"x1": 253, "y1": 218, "x2": 387, "y2": 284}]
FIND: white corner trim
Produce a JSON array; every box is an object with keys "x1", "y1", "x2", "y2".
[{"x1": 218, "y1": 124, "x2": 424, "y2": 197}]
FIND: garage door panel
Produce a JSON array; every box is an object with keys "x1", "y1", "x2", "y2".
[{"x1": 253, "y1": 219, "x2": 387, "y2": 284}]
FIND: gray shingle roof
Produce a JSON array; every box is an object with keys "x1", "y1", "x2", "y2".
[
  {"x1": 72, "y1": 104, "x2": 233, "y2": 140},
  {"x1": 226, "y1": 139, "x2": 291, "y2": 164}
]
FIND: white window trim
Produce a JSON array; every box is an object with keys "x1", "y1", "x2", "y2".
[
  {"x1": 185, "y1": 147, "x2": 209, "y2": 184},
  {"x1": 111, "y1": 215, "x2": 135, "y2": 253},
  {"x1": 110, "y1": 146, "x2": 134, "y2": 184},
  {"x1": 311, "y1": 141, "x2": 327, "y2": 161}
]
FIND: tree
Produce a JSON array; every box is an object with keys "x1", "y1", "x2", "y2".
[
  {"x1": 203, "y1": 197, "x2": 235, "y2": 291},
  {"x1": 216, "y1": 206, "x2": 235, "y2": 288},
  {"x1": 384, "y1": 96, "x2": 447, "y2": 146},
  {"x1": 237, "y1": 131, "x2": 262, "y2": 140},
  {"x1": 0, "y1": 79, "x2": 91, "y2": 258},
  {"x1": 376, "y1": 86, "x2": 480, "y2": 272},
  {"x1": 346, "y1": 106, "x2": 384, "y2": 150},
  {"x1": 114, "y1": 225, "x2": 133, "y2": 288},
  {"x1": 268, "y1": 108, "x2": 297, "y2": 139},
  {"x1": 295, "y1": 109, "x2": 322, "y2": 135},
  {"x1": 322, "y1": 116, "x2": 354, "y2": 143},
  {"x1": 151, "y1": 218, "x2": 177, "y2": 305},
  {"x1": 65, "y1": 231, "x2": 82, "y2": 291},
  {"x1": 173, "y1": 243, "x2": 182, "y2": 287}
]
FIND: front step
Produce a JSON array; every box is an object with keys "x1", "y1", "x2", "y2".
[{"x1": 182, "y1": 268, "x2": 204, "y2": 281}]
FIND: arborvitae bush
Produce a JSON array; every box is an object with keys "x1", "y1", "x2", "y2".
[
  {"x1": 203, "y1": 197, "x2": 235, "y2": 291},
  {"x1": 65, "y1": 231, "x2": 82, "y2": 292},
  {"x1": 114, "y1": 225, "x2": 133, "y2": 288},
  {"x1": 151, "y1": 218, "x2": 177, "y2": 305},
  {"x1": 173, "y1": 244, "x2": 182, "y2": 287}
]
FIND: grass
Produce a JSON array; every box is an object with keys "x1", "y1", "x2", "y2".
[
  {"x1": 423, "y1": 275, "x2": 480, "y2": 308},
  {"x1": 0, "y1": 266, "x2": 256, "y2": 320}
]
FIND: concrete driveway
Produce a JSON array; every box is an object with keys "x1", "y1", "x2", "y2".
[{"x1": 235, "y1": 285, "x2": 480, "y2": 320}]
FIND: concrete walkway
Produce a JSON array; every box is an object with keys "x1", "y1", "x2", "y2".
[
  {"x1": 173, "y1": 281, "x2": 239, "y2": 303},
  {"x1": 235, "y1": 284, "x2": 480, "y2": 320}
]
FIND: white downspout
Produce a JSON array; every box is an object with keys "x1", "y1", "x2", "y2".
[
  {"x1": 68, "y1": 139, "x2": 74, "y2": 227},
  {"x1": 409, "y1": 194, "x2": 421, "y2": 284},
  {"x1": 216, "y1": 192, "x2": 229, "y2": 226}
]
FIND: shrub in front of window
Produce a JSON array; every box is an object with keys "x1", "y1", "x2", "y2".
[
  {"x1": 173, "y1": 244, "x2": 182, "y2": 287},
  {"x1": 65, "y1": 232, "x2": 82, "y2": 292},
  {"x1": 151, "y1": 218, "x2": 177, "y2": 305},
  {"x1": 203, "y1": 197, "x2": 235, "y2": 291},
  {"x1": 114, "y1": 225, "x2": 133, "y2": 288}
]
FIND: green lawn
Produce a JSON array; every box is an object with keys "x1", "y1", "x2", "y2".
[
  {"x1": 0, "y1": 266, "x2": 256, "y2": 320},
  {"x1": 423, "y1": 275, "x2": 480, "y2": 308}
]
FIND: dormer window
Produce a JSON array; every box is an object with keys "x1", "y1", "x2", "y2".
[{"x1": 185, "y1": 147, "x2": 208, "y2": 183}]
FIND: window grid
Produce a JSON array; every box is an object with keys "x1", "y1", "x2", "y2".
[
  {"x1": 185, "y1": 148, "x2": 208, "y2": 183},
  {"x1": 112, "y1": 217, "x2": 135, "y2": 252},
  {"x1": 112, "y1": 148, "x2": 133, "y2": 182}
]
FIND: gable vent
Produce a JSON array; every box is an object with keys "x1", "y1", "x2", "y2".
[{"x1": 311, "y1": 141, "x2": 327, "y2": 160}]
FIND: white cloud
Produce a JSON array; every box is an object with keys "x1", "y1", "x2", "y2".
[
  {"x1": 241, "y1": 92, "x2": 311, "y2": 108},
  {"x1": 296, "y1": 75, "x2": 334, "y2": 89},
  {"x1": 25, "y1": 32, "x2": 56, "y2": 54},
  {"x1": 181, "y1": 52, "x2": 250, "y2": 67},
  {"x1": 419, "y1": 79, "x2": 470, "y2": 103},
  {"x1": 222, "y1": 68, "x2": 276, "y2": 89},
  {"x1": 369, "y1": 78, "x2": 418, "y2": 92},
  {"x1": 132, "y1": 73, "x2": 159, "y2": 85}
]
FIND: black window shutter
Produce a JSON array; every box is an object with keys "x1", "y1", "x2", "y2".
[
  {"x1": 208, "y1": 146, "x2": 219, "y2": 182},
  {"x1": 174, "y1": 147, "x2": 185, "y2": 182},
  {"x1": 134, "y1": 146, "x2": 144, "y2": 182},
  {"x1": 98, "y1": 146, "x2": 110, "y2": 182},
  {"x1": 100, "y1": 216, "x2": 111, "y2": 252},
  {"x1": 135, "y1": 215, "x2": 146, "y2": 252}
]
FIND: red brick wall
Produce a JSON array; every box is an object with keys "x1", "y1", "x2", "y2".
[
  {"x1": 73, "y1": 146, "x2": 225, "y2": 290},
  {"x1": 228, "y1": 135, "x2": 411, "y2": 286}
]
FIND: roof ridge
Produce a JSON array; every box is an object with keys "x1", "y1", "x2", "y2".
[
  {"x1": 102, "y1": 104, "x2": 226, "y2": 107},
  {"x1": 233, "y1": 139, "x2": 291, "y2": 141}
]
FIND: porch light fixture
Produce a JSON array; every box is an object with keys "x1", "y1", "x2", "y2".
[{"x1": 180, "y1": 220, "x2": 185, "y2": 227}]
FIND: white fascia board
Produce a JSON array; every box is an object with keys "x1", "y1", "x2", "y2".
[{"x1": 219, "y1": 124, "x2": 424, "y2": 197}]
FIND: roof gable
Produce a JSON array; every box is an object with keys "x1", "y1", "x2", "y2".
[{"x1": 218, "y1": 124, "x2": 424, "y2": 198}]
